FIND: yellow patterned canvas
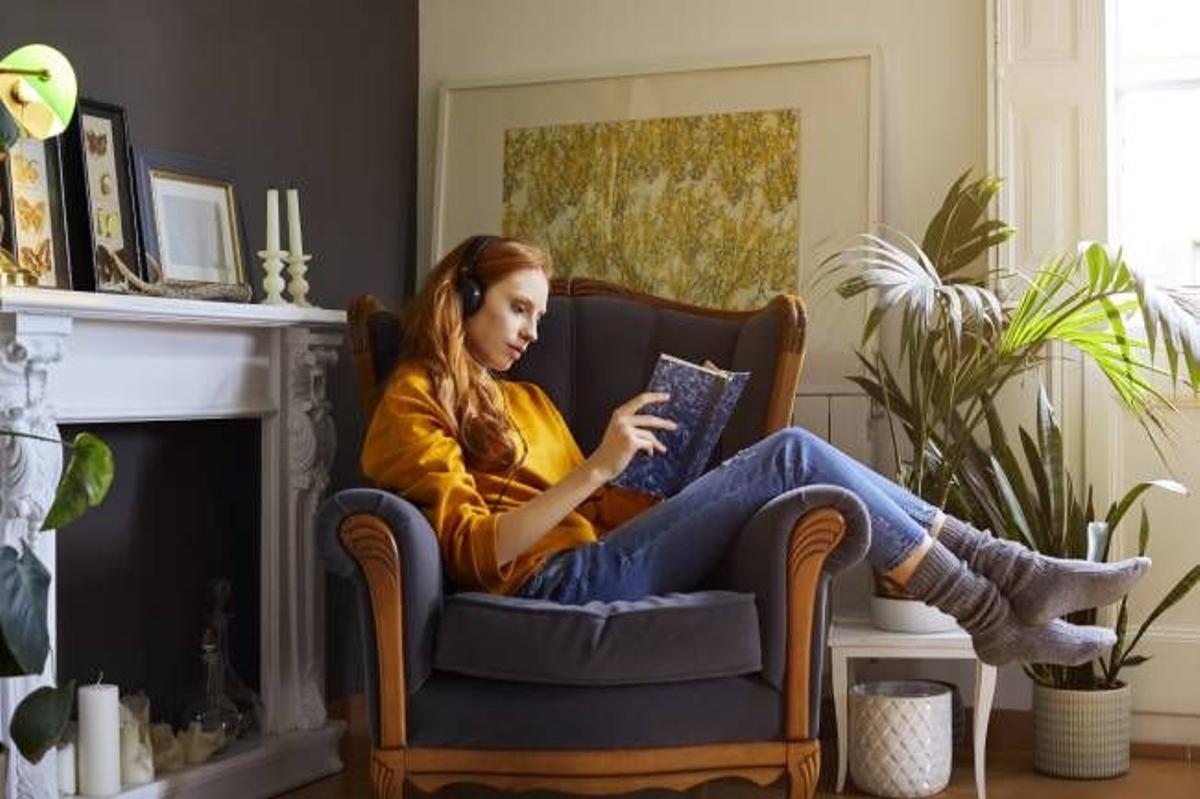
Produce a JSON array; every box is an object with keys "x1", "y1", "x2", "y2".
[{"x1": 502, "y1": 109, "x2": 799, "y2": 310}]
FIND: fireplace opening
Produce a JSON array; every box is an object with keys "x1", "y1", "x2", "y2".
[{"x1": 55, "y1": 419, "x2": 261, "y2": 727}]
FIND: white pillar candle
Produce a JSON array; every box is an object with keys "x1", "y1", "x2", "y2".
[
  {"x1": 56, "y1": 740, "x2": 77, "y2": 795},
  {"x1": 286, "y1": 188, "x2": 303, "y2": 255},
  {"x1": 266, "y1": 189, "x2": 281, "y2": 252},
  {"x1": 78, "y1": 684, "x2": 120, "y2": 796}
]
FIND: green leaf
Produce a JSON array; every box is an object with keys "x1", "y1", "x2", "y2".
[
  {"x1": 41, "y1": 432, "x2": 114, "y2": 531},
  {"x1": 1120, "y1": 655, "x2": 1152, "y2": 668},
  {"x1": 1122, "y1": 564, "x2": 1200, "y2": 660},
  {"x1": 0, "y1": 543, "x2": 50, "y2": 676},
  {"x1": 11, "y1": 679, "x2": 75, "y2": 763},
  {"x1": 1103, "y1": 479, "x2": 1188, "y2": 537}
]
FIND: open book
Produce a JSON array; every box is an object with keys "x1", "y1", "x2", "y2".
[{"x1": 609, "y1": 353, "x2": 750, "y2": 498}]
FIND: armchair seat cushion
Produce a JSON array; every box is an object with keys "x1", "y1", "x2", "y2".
[{"x1": 434, "y1": 590, "x2": 762, "y2": 686}]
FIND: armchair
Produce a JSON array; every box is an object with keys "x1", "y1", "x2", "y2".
[{"x1": 317, "y1": 278, "x2": 870, "y2": 798}]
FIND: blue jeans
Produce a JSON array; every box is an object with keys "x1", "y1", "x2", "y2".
[{"x1": 517, "y1": 427, "x2": 940, "y2": 604}]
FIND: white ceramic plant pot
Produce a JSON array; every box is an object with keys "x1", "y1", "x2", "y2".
[
  {"x1": 849, "y1": 680, "x2": 952, "y2": 798},
  {"x1": 869, "y1": 595, "x2": 959, "y2": 633},
  {"x1": 1033, "y1": 682, "x2": 1131, "y2": 779}
]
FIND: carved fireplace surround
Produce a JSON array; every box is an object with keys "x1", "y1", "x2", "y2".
[{"x1": 0, "y1": 287, "x2": 346, "y2": 799}]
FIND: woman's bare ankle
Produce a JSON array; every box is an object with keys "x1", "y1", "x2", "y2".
[{"x1": 883, "y1": 534, "x2": 935, "y2": 587}]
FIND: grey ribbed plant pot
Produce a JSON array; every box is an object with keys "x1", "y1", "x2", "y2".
[{"x1": 1033, "y1": 682, "x2": 1131, "y2": 779}]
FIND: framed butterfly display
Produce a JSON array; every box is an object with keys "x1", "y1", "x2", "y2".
[
  {"x1": 0, "y1": 136, "x2": 73, "y2": 288},
  {"x1": 60, "y1": 98, "x2": 144, "y2": 292}
]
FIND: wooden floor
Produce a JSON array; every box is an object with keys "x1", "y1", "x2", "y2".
[{"x1": 281, "y1": 731, "x2": 1199, "y2": 798}]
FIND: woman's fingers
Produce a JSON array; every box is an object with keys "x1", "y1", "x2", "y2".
[
  {"x1": 626, "y1": 414, "x2": 678, "y2": 430},
  {"x1": 634, "y1": 430, "x2": 666, "y2": 455},
  {"x1": 620, "y1": 391, "x2": 670, "y2": 415}
]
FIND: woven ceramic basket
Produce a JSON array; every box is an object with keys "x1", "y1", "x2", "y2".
[
  {"x1": 1033, "y1": 682, "x2": 1131, "y2": 778},
  {"x1": 849, "y1": 680, "x2": 952, "y2": 798}
]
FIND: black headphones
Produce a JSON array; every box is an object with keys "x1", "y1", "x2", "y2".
[{"x1": 456, "y1": 235, "x2": 499, "y2": 317}]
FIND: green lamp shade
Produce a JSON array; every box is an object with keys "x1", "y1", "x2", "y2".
[{"x1": 0, "y1": 44, "x2": 77, "y2": 140}]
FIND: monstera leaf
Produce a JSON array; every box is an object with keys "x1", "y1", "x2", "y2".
[
  {"x1": 41, "y1": 432, "x2": 113, "y2": 531},
  {"x1": 10, "y1": 679, "x2": 75, "y2": 764},
  {"x1": 0, "y1": 542, "x2": 51, "y2": 677}
]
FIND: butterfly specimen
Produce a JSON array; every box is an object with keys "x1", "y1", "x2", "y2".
[
  {"x1": 16, "y1": 198, "x2": 46, "y2": 234},
  {"x1": 12, "y1": 153, "x2": 40, "y2": 184},
  {"x1": 94, "y1": 210, "x2": 120, "y2": 239},
  {"x1": 19, "y1": 239, "x2": 51, "y2": 276},
  {"x1": 85, "y1": 129, "x2": 109, "y2": 156}
]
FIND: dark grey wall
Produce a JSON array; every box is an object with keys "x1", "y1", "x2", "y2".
[{"x1": 5, "y1": 0, "x2": 419, "y2": 699}]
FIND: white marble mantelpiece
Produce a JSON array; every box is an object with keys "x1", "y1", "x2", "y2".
[{"x1": 0, "y1": 287, "x2": 347, "y2": 799}]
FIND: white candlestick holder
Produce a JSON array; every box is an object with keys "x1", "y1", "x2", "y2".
[
  {"x1": 258, "y1": 249, "x2": 288, "y2": 305},
  {"x1": 285, "y1": 251, "x2": 312, "y2": 308}
]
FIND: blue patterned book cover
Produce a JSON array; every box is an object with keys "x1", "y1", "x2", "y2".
[{"x1": 610, "y1": 354, "x2": 750, "y2": 498}]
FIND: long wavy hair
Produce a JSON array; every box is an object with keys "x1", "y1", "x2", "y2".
[{"x1": 400, "y1": 235, "x2": 554, "y2": 472}]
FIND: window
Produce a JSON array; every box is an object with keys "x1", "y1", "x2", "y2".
[{"x1": 1114, "y1": 0, "x2": 1200, "y2": 284}]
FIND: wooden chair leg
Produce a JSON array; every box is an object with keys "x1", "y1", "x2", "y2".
[
  {"x1": 786, "y1": 741, "x2": 821, "y2": 799},
  {"x1": 371, "y1": 751, "x2": 405, "y2": 799}
]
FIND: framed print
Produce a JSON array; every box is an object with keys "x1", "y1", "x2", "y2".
[
  {"x1": 0, "y1": 136, "x2": 72, "y2": 288},
  {"x1": 60, "y1": 98, "x2": 144, "y2": 292},
  {"x1": 432, "y1": 52, "x2": 881, "y2": 393},
  {"x1": 132, "y1": 147, "x2": 249, "y2": 293}
]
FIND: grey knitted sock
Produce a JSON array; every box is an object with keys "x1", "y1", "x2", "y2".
[
  {"x1": 938, "y1": 515, "x2": 1152, "y2": 626},
  {"x1": 904, "y1": 540, "x2": 1117, "y2": 667}
]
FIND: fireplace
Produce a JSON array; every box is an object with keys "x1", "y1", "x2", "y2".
[{"x1": 0, "y1": 288, "x2": 345, "y2": 799}]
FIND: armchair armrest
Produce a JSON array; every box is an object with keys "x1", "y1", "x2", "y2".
[
  {"x1": 316, "y1": 488, "x2": 445, "y2": 748},
  {"x1": 709, "y1": 485, "x2": 870, "y2": 739}
]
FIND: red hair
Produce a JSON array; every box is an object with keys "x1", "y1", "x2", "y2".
[{"x1": 400, "y1": 235, "x2": 553, "y2": 471}]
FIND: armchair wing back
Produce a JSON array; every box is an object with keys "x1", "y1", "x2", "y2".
[{"x1": 351, "y1": 278, "x2": 805, "y2": 456}]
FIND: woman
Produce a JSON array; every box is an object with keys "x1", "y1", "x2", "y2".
[{"x1": 362, "y1": 234, "x2": 1150, "y2": 668}]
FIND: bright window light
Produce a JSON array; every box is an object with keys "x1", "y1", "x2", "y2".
[{"x1": 1114, "y1": 0, "x2": 1200, "y2": 284}]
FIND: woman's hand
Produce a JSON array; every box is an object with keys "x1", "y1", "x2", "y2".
[{"x1": 586, "y1": 392, "x2": 678, "y2": 481}]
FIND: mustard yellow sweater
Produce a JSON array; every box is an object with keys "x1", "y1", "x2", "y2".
[{"x1": 361, "y1": 359, "x2": 659, "y2": 595}]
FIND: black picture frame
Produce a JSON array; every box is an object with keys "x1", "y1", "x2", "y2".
[
  {"x1": 60, "y1": 98, "x2": 144, "y2": 292},
  {"x1": 132, "y1": 147, "x2": 251, "y2": 293},
  {"x1": 0, "y1": 136, "x2": 73, "y2": 289}
]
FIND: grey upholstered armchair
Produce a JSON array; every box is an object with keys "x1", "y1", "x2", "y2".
[{"x1": 317, "y1": 278, "x2": 869, "y2": 798}]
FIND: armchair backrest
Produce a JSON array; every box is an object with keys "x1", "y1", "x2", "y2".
[{"x1": 350, "y1": 278, "x2": 807, "y2": 457}]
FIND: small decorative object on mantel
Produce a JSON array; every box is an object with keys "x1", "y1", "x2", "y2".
[
  {"x1": 0, "y1": 135, "x2": 73, "y2": 289},
  {"x1": 60, "y1": 98, "x2": 146, "y2": 293},
  {"x1": 78, "y1": 679, "x2": 121, "y2": 797},
  {"x1": 119, "y1": 692, "x2": 155, "y2": 786},
  {"x1": 97, "y1": 245, "x2": 253, "y2": 302},
  {"x1": 56, "y1": 728, "x2": 78, "y2": 795},
  {"x1": 149, "y1": 723, "x2": 184, "y2": 773},
  {"x1": 285, "y1": 187, "x2": 312, "y2": 307},
  {"x1": 132, "y1": 145, "x2": 252, "y2": 301},
  {"x1": 258, "y1": 188, "x2": 287, "y2": 304}
]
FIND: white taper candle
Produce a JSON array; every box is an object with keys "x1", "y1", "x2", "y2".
[
  {"x1": 266, "y1": 189, "x2": 280, "y2": 252},
  {"x1": 286, "y1": 188, "x2": 303, "y2": 255}
]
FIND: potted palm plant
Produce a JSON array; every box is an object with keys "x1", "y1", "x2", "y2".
[
  {"x1": 1, "y1": 430, "x2": 113, "y2": 791},
  {"x1": 822, "y1": 172, "x2": 1200, "y2": 631},
  {"x1": 980, "y1": 388, "x2": 1199, "y2": 777}
]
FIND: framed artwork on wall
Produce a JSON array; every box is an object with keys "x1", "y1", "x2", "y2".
[
  {"x1": 0, "y1": 136, "x2": 72, "y2": 288},
  {"x1": 132, "y1": 147, "x2": 250, "y2": 296},
  {"x1": 59, "y1": 98, "x2": 144, "y2": 292},
  {"x1": 431, "y1": 52, "x2": 881, "y2": 392}
]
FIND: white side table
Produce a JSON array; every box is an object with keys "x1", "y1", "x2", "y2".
[{"x1": 829, "y1": 618, "x2": 997, "y2": 799}]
